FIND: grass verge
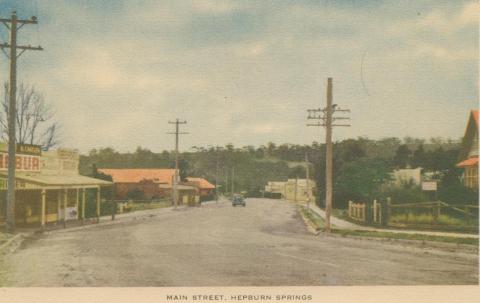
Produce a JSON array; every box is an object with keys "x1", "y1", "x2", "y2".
[
  {"x1": 332, "y1": 229, "x2": 478, "y2": 246},
  {"x1": 301, "y1": 207, "x2": 478, "y2": 246}
]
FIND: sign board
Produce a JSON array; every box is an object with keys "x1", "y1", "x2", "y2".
[
  {"x1": 65, "y1": 207, "x2": 78, "y2": 221},
  {"x1": 16, "y1": 144, "x2": 42, "y2": 156},
  {"x1": 0, "y1": 153, "x2": 41, "y2": 171},
  {"x1": 0, "y1": 143, "x2": 42, "y2": 171},
  {"x1": 422, "y1": 181, "x2": 437, "y2": 191},
  {"x1": 0, "y1": 178, "x2": 42, "y2": 190},
  {"x1": 41, "y1": 148, "x2": 79, "y2": 175}
]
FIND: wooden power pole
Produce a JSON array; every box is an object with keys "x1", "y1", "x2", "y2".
[
  {"x1": 215, "y1": 147, "x2": 220, "y2": 203},
  {"x1": 0, "y1": 12, "x2": 42, "y2": 233},
  {"x1": 307, "y1": 78, "x2": 350, "y2": 233},
  {"x1": 231, "y1": 167, "x2": 235, "y2": 195},
  {"x1": 305, "y1": 153, "x2": 310, "y2": 210},
  {"x1": 167, "y1": 119, "x2": 188, "y2": 209}
]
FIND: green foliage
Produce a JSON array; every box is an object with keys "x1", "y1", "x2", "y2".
[
  {"x1": 393, "y1": 144, "x2": 412, "y2": 168},
  {"x1": 438, "y1": 169, "x2": 478, "y2": 204},
  {"x1": 78, "y1": 137, "x2": 464, "y2": 207},
  {"x1": 126, "y1": 188, "x2": 146, "y2": 200},
  {"x1": 390, "y1": 213, "x2": 465, "y2": 226},
  {"x1": 335, "y1": 158, "x2": 392, "y2": 208},
  {"x1": 383, "y1": 182, "x2": 429, "y2": 203}
]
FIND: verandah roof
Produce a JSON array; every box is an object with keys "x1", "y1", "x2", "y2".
[{"x1": 0, "y1": 171, "x2": 112, "y2": 188}]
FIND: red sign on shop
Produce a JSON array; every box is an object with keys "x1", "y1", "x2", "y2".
[{"x1": 0, "y1": 152, "x2": 40, "y2": 171}]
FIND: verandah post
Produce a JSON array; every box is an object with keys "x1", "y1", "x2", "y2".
[
  {"x1": 81, "y1": 188, "x2": 86, "y2": 225},
  {"x1": 63, "y1": 189, "x2": 67, "y2": 228},
  {"x1": 96, "y1": 186, "x2": 101, "y2": 223},
  {"x1": 41, "y1": 189, "x2": 46, "y2": 230}
]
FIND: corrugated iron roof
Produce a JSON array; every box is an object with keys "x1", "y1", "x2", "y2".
[
  {"x1": 186, "y1": 177, "x2": 215, "y2": 189},
  {"x1": 456, "y1": 157, "x2": 478, "y2": 167},
  {"x1": 99, "y1": 169, "x2": 176, "y2": 184}
]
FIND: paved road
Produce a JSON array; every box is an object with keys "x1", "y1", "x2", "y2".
[{"x1": 1, "y1": 199, "x2": 478, "y2": 286}]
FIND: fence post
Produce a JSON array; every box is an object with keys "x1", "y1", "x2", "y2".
[
  {"x1": 111, "y1": 201, "x2": 116, "y2": 221},
  {"x1": 378, "y1": 200, "x2": 382, "y2": 224},
  {"x1": 361, "y1": 203, "x2": 364, "y2": 221},
  {"x1": 348, "y1": 201, "x2": 353, "y2": 218},
  {"x1": 365, "y1": 201, "x2": 372, "y2": 225},
  {"x1": 464, "y1": 206, "x2": 469, "y2": 224},
  {"x1": 381, "y1": 197, "x2": 391, "y2": 227},
  {"x1": 432, "y1": 202, "x2": 439, "y2": 225},
  {"x1": 373, "y1": 200, "x2": 377, "y2": 224}
]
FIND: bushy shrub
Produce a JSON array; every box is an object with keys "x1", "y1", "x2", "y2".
[{"x1": 381, "y1": 181, "x2": 429, "y2": 203}]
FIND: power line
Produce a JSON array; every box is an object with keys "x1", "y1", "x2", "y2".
[
  {"x1": 167, "y1": 118, "x2": 188, "y2": 209},
  {"x1": 306, "y1": 77, "x2": 350, "y2": 233},
  {"x1": 0, "y1": 11, "x2": 43, "y2": 233}
]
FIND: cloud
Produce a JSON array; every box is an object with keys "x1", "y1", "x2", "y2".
[
  {"x1": 1, "y1": 0, "x2": 476, "y2": 153},
  {"x1": 192, "y1": 0, "x2": 246, "y2": 15}
]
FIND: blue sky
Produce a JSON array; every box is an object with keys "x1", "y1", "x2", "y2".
[{"x1": 0, "y1": 0, "x2": 477, "y2": 152}]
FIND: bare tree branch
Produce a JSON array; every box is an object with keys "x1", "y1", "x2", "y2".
[{"x1": 1, "y1": 82, "x2": 60, "y2": 150}]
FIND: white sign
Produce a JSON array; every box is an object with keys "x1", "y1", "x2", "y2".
[
  {"x1": 422, "y1": 181, "x2": 437, "y2": 191},
  {"x1": 59, "y1": 207, "x2": 78, "y2": 221}
]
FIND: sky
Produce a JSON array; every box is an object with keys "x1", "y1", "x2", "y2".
[{"x1": 0, "y1": 0, "x2": 478, "y2": 153}]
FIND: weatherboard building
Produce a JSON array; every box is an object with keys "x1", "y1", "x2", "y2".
[{"x1": 0, "y1": 143, "x2": 112, "y2": 228}]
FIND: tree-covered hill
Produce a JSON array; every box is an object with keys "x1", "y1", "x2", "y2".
[{"x1": 79, "y1": 136, "x2": 476, "y2": 208}]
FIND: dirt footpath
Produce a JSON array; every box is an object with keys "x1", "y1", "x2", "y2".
[{"x1": 1, "y1": 199, "x2": 478, "y2": 286}]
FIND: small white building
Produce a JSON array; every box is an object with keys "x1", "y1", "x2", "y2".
[
  {"x1": 265, "y1": 179, "x2": 316, "y2": 202},
  {"x1": 390, "y1": 168, "x2": 422, "y2": 186}
]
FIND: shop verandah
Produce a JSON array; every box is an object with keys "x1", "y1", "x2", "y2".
[{"x1": 0, "y1": 172, "x2": 112, "y2": 229}]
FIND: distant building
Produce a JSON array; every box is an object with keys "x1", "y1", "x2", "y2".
[
  {"x1": 265, "y1": 179, "x2": 316, "y2": 202},
  {"x1": 99, "y1": 168, "x2": 215, "y2": 205},
  {"x1": 185, "y1": 177, "x2": 215, "y2": 197},
  {"x1": 456, "y1": 110, "x2": 479, "y2": 190},
  {"x1": 390, "y1": 168, "x2": 422, "y2": 186},
  {"x1": 98, "y1": 168, "x2": 176, "y2": 199}
]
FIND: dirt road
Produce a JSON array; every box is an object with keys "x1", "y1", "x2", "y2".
[{"x1": 1, "y1": 199, "x2": 478, "y2": 286}]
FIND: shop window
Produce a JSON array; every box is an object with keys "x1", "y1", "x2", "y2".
[{"x1": 465, "y1": 167, "x2": 478, "y2": 189}]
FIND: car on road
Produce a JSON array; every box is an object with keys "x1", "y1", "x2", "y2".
[{"x1": 232, "y1": 195, "x2": 246, "y2": 207}]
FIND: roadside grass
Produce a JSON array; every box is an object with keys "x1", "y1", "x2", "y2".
[
  {"x1": 300, "y1": 207, "x2": 478, "y2": 246},
  {"x1": 123, "y1": 201, "x2": 171, "y2": 212},
  {"x1": 332, "y1": 229, "x2": 479, "y2": 246},
  {"x1": 299, "y1": 206, "x2": 325, "y2": 230},
  {"x1": 390, "y1": 213, "x2": 466, "y2": 226}
]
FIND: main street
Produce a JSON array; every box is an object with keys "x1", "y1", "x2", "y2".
[{"x1": 1, "y1": 199, "x2": 478, "y2": 286}]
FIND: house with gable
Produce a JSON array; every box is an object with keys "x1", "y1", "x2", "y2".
[{"x1": 456, "y1": 110, "x2": 479, "y2": 190}]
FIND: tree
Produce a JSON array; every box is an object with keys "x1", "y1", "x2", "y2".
[
  {"x1": 335, "y1": 158, "x2": 392, "y2": 207},
  {"x1": 0, "y1": 83, "x2": 59, "y2": 150},
  {"x1": 411, "y1": 144, "x2": 427, "y2": 168},
  {"x1": 393, "y1": 144, "x2": 411, "y2": 168}
]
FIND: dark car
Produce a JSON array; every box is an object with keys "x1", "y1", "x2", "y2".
[{"x1": 232, "y1": 195, "x2": 246, "y2": 207}]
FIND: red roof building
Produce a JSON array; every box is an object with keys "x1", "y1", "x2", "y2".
[
  {"x1": 98, "y1": 169, "x2": 176, "y2": 199},
  {"x1": 98, "y1": 168, "x2": 216, "y2": 200},
  {"x1": 456, "y1": 110, "x2": 479, "y2": 190},
  {"x1": 185, "y1": 177, "x2": 215, "y2": 197}
]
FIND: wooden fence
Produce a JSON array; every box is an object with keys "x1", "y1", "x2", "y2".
[{"x1": 347, "y1": 199, "x2": 478, "y2": 231}]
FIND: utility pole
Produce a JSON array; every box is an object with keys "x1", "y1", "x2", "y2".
[
  {"x1": 0, "y1": 12, "x2": 42, "y2": 233},
  {"x1": 225, "y1": 167, "x2": 228, "y2": 196},
  {"x1": 307, "y1": 78, "x2": 350, "y2": 233},
  {"x1": 215, "y1": 147, "x2": 219, "y2": 203},
  {"x1": 294, "y1": 176, "x2": 298, "y2": 203},
  {"x1": 167, "y1": 119, "x2": 188, "y2": 209},
  {"x1": 305, "y1": 153, "x2": 310, "y2": 210},
  {"x1": 231, "y1": 167, "x2": 235, "y2": 195}
]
